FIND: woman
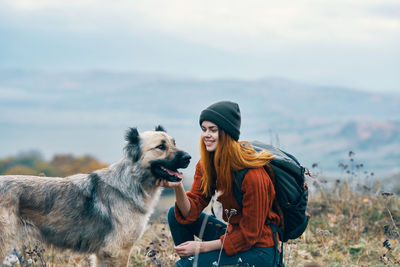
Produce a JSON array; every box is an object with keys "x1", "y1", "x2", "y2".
[{"x1": 158, "y1": 101, "x2": 282, "y2": 266}]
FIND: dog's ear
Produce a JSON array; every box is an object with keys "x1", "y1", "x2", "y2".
[
  {"x1": 155, "y1": 125, "x2": 166, "y2": 132},
  {"x1": 125, "y1": 127, "x2": 140, "y2": 145},
  {"x1": 125, "y1": 128, "x2": 141, "y2": 162}
]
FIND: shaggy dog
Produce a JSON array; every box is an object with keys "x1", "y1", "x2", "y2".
[{"x1": 0, "y1": 126, "x2": 191, "y2": 266}]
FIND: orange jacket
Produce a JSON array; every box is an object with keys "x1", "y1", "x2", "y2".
[{"x1": 175, "y1": 161, "x2": 280, "y2": 256}]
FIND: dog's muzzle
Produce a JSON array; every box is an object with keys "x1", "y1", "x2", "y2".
[
  {"x1": 150, "y1": 151, "x2": 191, "y2": 182},
  {"x1": 179, "y1": 152, "x2": 191, "y2": 169}
]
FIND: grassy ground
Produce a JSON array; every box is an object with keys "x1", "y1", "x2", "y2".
[
  {"x1": 5, "y1": 181, "x2": 400, "y2": 267},
  {"x1": 130, "y1": 181, "x2": 400, "y2": 267}
]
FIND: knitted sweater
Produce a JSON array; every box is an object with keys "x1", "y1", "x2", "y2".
[{"x1": 174, "y1": 161, "x2": 280, "y2": 256}]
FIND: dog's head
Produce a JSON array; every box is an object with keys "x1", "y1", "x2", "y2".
[{"x1": 124, "y1": 125, "x2": 191, "y2": 182}]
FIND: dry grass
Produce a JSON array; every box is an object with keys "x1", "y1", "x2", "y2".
[
  {"x1": 284, "y1": 181, "x2": 400, "y2": 267},
  {"x1": 4, "y1": 180, "x2": 400, "y2": 267},
  {"x1": 129, "y1": 180, "x2": 400, "y2": 267}
]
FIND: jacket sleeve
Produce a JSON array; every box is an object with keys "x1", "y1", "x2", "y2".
[
  {"x1": 174, "y1": 161, "x2": 212, "y2": 224},
  {"x1": 221, "y1": 168, "x2": 275, "y2": 255}
]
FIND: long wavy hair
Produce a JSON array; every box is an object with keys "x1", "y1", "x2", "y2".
[{"x1": 200, "y1": 129, "x2": 275, "y2": 197}]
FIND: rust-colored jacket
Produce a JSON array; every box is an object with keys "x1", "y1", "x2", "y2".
[{"x1": 175, "y1": 161, "x2": 280, "y2": 256}]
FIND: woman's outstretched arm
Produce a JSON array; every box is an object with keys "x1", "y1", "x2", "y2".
[{"x1": 156, "y1": 179, "x2": 191, "y2": 218}]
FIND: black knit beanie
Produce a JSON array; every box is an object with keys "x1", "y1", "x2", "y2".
[{"x1": 199, "y1": 101, "x2": 241, "y2": 141}]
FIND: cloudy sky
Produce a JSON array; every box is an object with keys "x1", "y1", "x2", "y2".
[{"x1": 0, "y1": 0, "x2": 399, "y2": 93}]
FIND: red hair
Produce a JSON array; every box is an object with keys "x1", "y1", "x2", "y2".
[{"x1": 200, "y1": 130, "x2": 275, "y2": 197}]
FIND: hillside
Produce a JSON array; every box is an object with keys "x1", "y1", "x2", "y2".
[{"x1": 0, "y1": 70, "x2": 399, "y2": 179}]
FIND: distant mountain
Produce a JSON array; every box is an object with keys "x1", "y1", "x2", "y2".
[
  {"x1": 338, "y1": 121, "x2": 400, "y2": 148},
  {"x1": 0, "y1": 70, "x2": 399, "y2": 178},
  {"x1": 330, "y1": 120, "x2": 400, "y2": 172}
]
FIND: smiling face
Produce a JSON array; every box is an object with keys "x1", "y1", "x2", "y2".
[{"x1": 201, "y1": 121, "x2": 219, "y2": 152}]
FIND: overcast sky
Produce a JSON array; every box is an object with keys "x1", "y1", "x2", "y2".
[{"x1": 0, "y1": 0, "x2": 399, "y2": 93}]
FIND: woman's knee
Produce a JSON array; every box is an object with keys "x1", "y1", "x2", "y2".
[{"x1": 167, "y1": 205, "x2": 176, "y2": 224}]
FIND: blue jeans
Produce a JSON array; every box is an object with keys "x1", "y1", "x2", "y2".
[{"x1": 167, "y1": 206, "x2": 281, "y2": 267}]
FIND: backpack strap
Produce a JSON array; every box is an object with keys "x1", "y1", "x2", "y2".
[
  {"x1": 233, "y1": 168, "x2": 248, "y2": 208},
  {"x1": 270, "y1": 223, "x2": 285, "y2": 266},
  {"x1": 264, "y1": 164, "x2": 285, "y2": 231}
]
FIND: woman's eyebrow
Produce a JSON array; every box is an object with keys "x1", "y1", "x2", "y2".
[{"x1": 202, "y1": 125, "x2": 218, "y2": 130}]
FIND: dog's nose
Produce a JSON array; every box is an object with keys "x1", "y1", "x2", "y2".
[
  {"x1": 182, "y1": 153, "x2": 191, "y2": 161},
  {"x1": 180, "y1": 153, "x2": 191, "y2": 167}
]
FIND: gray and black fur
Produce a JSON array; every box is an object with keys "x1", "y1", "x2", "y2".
[{"x1": 0, "y1": 126, "x2": 190, "y2": 267}]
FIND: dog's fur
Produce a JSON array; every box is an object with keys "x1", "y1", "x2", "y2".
[{"x1": 0, "y1": 126, "x2": 190, "y2": 266}]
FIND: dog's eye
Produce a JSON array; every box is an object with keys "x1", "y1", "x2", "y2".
[{"x1": 156, "y1": 144, "x2": 166, "y2": 150}]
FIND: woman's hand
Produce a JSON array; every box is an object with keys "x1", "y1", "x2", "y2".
[
  {"x1": 174, "y1": 241, "x2": 201, "y2": 257},
  {"x1": 156, "y1": 179, "x2": 191, "y2": 217},
  {"x1": 174, "y1": 240, "x2": 222, "y2": 257},
  {"x1": 156, "y1": 178, "x2": 182, "y2": 188}
]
